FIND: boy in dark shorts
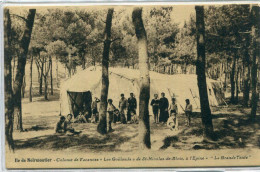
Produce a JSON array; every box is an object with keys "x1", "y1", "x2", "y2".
[
  {"x1": 107, "y1": 99, "x2": 116, "y2": 131},
  {"x1": 113, "y1": 109, "x2": 120, "y2": 123},
  {"x1": 151, "y1": 94, "x2": 160, "y2": 123}
]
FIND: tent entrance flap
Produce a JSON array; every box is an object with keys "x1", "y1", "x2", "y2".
[{"x1": 67, "y1": 91, "x2": 92, "y2": 118}]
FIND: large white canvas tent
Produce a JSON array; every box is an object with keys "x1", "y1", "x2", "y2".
[{"x1": 60, "y1": 66, "x2": 225, "y2": 117}]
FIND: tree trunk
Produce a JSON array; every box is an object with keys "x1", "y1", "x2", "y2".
[
  {"x1": 243, "y1": 62, "x2": 251, "y2": 107},
  {"x1": 12, "y1": 56, "x2": 16, "y2": 87},
  {"x1": 35, "y1": 55, "x2": 42, "y2": 94},
  {"x1": 50, "y1": 56, "x2": 53, "y2": 95},
  {"x1": 250, "y1": 5, "x2": 259, "y2": 118},
  {"x1": 44, "y1": 57, "x2": 50, "y2": 100},
  {"x1": 97, "y1": 8, "x2": 114, "y2": 135},
  {"x1": 68, "y1": 53, "x2": 72, "y2": 77},
  {"x1": 37, "y1": 54, "x2": 44, "y2": 95},
  {"x1": 92, "y1": 47, "x2": 96, "y2": 67},
  {"x1": 133, "y1": 7, "x2": 151, "y2": 149},
  {"x1": 14, "y1": 92, "x2": 23, "y2": 131},
  {"x1": 82, "y1": 53, "x2": 86, "y2": 69},
  {"x1": 12, "y1": 9, "x2": 36, "y2": 132},
  {"x1": 29, "y1": 55, "x2": 33, "y2": 102},
  {"x1": 240, "y1": 64, "x2": 243, "y2": 92},
  {"x1": 21, "y1": 75, "x2": 26, "y2": 98},
  {"x1": 195, "y1": 6, "x2": 214, "y2": 140},
  {"x1": 56, "y1": 56, "x2": 59, "y2": 88},
  {"x1": 224, "y1": 60, "x2": 228, "y2": 91},
  {"x1": 243, "y1": 36, "x2": 251, "y2": 107},
  {"x1": 235, "y1": 59, "x2": 239, "y2": 103},
  {"x1": 4, "y1": 9, "x2": 15, "y2": 150},
  {"x1": 230, "y1": 54, "x2": 236, "y2": 103},
  {"x1": 44, "y1": 76, "x2": 48, "y2": 100},
  {"x1": 183, "y1": 63, "x2": 187, "y2": 74},
  {"x1": 39, "y1": 61, "x2": 43, "y2": 95}
]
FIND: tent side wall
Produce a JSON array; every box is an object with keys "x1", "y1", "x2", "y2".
[{"x1": 60, "y1": 67, "x2": 225, "y2": 117}]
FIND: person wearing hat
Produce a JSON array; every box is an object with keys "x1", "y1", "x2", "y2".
[
  {"x1": 159, "y1": 92, "x2": 169, "y2": 123},
  {"x1": 185, "y1": 99, "x2": 192, "y2": 126}
]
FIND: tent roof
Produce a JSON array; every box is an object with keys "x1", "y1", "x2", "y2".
[
  {"x1": 61, "y1": 67, "x2": 102, "y2": 92},
  {"x1": 61, "y1": 66, "x2": 220, "y2": 93},
  {"x1": 60, "y1": 66, "x2": 224, "y2": 115}
]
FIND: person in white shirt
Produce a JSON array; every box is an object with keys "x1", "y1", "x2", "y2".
[
  {"x1": 119, "y1": 94, "x2": 127, "y2": 124},
  {"x1": 75, "y1": 112, "x2": 87, "y2": 123},
  {"x1": 185, "y1": 99, "x2": 192, "y2": 126},
  {"x1": 107, "y1": 99, "x2": 116, "y2": 131},
  {"x1": 167, "y1": 98, "x2": 178, "y2": 130}
]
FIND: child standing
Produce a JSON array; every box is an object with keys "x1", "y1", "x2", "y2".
[
  {"x1": 167, "y1": 98, "x2": 178, "y2": 130},
  {"x1": 113, "y1": 109, "x2": 120, "y2": 123},
  {"x1": 151, "y1": 94, "x2": 160, "y2": 123},
  {"x1": 91, "y1": 97, "x2": 100, "y2": 123},
  {"x1": 107, "y1": 99, "x2": 116, "y2": 131},
  {"x1": 185, "y1": 99, "x2": 192, "y2": 126}
]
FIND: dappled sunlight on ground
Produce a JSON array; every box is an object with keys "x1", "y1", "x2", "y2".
[{"x1": 14, "y1": 98, "x2": 260, "y2": 153}]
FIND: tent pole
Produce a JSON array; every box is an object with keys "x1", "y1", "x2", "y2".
[{"x1": 190, "y1": 89, "x2": 199, "y2": 108}]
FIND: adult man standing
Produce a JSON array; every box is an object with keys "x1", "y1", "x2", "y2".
[
  {"x1": 159, "y1": 92, "x2": 169, "y2": 123},
  {"x1": 119, "y1": 93, "x2": 127, "y2": 124},
  {"x1": 127, "y1": 93, "x2": 137, "y2": 122}
]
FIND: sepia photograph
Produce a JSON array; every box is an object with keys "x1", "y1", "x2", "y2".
[{"x1": 3, "y1": 4, "x2": 260, "y2": 169}]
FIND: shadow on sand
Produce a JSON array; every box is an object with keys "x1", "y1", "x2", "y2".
[
  {"x1": 15, "y1": 124, "x2": 139, "y2": 152},
  {"x1": 160, "y1": 113, "x2": 260, "y2": 150},
  {"x1": 14, "y1": 108, "x2": 260, "y2": 152}
]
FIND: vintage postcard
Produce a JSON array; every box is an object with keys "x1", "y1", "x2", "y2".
[{"x1": 3, "y1": 3, "x2": 260, "y2": 169}]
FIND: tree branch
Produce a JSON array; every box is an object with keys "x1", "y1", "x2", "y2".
[
  {"x1": 207, "y1": 33, "x2": 220, "y2": 37},
  {"x1": 238, "y1": 31, "x2": 251, "y2": 34},
  {"x1": 38, "y1": 54, "x2": 44, "y2": 64},
  {"x1": 10, "y1": 14, "x2": 28, "y2": 23},
  {"x1": 101, "y1": 18, "x2": 106, "y2": 24},
  {"x1": 111, "y1": 38, "x2": 121, "y2": 43},
  {"x1": 35, "y1": 58, "x2": 41, "y2": 70}
]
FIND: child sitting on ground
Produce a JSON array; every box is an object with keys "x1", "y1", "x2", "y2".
[
  {"x1": 56, "y1": 114, "x2": 81, "y2": 135},
  {"x1": 167, "y1": 113, "x2": 177, "y2": 131},
  {"x1": 130, "y1": 111, "x2": 138, "y2": 124},
  {"x1": 75, "y1": 112, "x2": 87, "y2": 123},
  {"x1": 56, "y1": 116, "x2": 66, "y2": 133}
]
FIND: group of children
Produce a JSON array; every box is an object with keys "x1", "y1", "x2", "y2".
[
  {"x1": 166, "y1": 98, "x2": 193, "y2": 131},
  {"x1": 56, "y1": 114, "x2": 82, "y2": 135},
  {"x1": 55, "y1": 93, "x2": 193, "y2": 134},
  {"x1": 56, "y1": 93, "x2": 138, "y2": 134},
  {"x1": 150, "y1": 92, "x2": 193, "y2": 131},
  {"x1": 106, "y1": 93, "x2": 139, "y2": 131}
]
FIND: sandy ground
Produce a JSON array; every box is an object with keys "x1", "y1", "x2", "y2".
[
  {"x1": 5, "y1": 92, "x2": 260, "y2": 168},
  {"x1": 11, "y1": 94, "x2": 260, "y2": 153}
]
